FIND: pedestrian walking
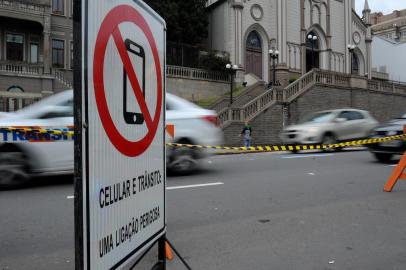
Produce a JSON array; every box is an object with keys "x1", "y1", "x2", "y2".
[{"x1": 240, "y1": 121, "x2": 252, "y2": 148}]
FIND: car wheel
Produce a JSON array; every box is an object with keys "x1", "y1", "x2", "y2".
[
  {"x1": 0, "y1": 148, "x2": 30, "y2": 188},
  {"x1": 374, "y1": 153, "x2": 393, "y2": 163},
  {"x1": 322, "y1": 134, "x2": 339, "y2": 152},
  {"x1": 168, "y1": 147, "x2": 197, "y2": 174}
]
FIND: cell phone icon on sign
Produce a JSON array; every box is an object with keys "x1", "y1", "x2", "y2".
[{"x1": 123, "y1": 38, "x2": 145, "y2": 125}]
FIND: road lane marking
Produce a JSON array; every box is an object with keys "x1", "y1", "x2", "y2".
[
  {"x1": 67, "y1": 195, "x2": 74, "y2": 199},
  {"x1": 389, "y1": 164, "x2": 397, "y2": 167},
  {"x1": 167, "y1": 182, "x2": 224, "y2": 190},
  {"x1": 281, "y1": 154, "x2": 335, "y2": 159}
]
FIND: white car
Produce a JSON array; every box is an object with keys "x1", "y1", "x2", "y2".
[{"x1": 0, "y1": 90, "x2": 223, "y2": 187}]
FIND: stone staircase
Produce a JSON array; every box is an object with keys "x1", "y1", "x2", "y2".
[
  {"x1": 217, "y1": 69, "x2": 406, "y2": 128},
  {"x1": 210, "y1": 81, "x2": 267, "y2": 112},
  {"x1": 52, "y1": 69, "x2": 73, "y2": 90}
]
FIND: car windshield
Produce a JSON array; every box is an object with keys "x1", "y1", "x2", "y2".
[{"x1": 300, "y1": 111, "x2": 336, "y2": 124}]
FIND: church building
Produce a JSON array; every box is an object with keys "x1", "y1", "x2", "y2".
[{"x1": 206, "y1": 0, "x2": 373, "y2": 84}]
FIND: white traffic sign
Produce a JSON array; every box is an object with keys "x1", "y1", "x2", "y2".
[{"x1": 81, "y1": 1, "x2": 166, "y2": 269}]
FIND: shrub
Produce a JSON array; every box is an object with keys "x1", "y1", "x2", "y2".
[{"x1": 198, "y1": 52, "x2": 230, "y2": 72}]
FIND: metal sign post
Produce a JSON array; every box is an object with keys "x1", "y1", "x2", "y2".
[{"x1": 74, "y1": 0, "x2": 166, "y2": 269}]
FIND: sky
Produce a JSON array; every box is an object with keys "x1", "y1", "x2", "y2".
[{"x1": 355, "y1": 0, "x2": 406, "y2": 15}]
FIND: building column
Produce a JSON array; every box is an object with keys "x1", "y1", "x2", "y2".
[
  {"x1": 345, "y1": 0, "x2": 352, "y2": 74},
  {"x1": 365, "y1": 33, "x2": 372, "y2": 79},
  {"x1": 277, "y1": 0, "x2": 287, "y2": 64},
  {"x1": 43, "y1": 15, "x2": 51, "y2": 74},
  {"x1": 300, "y1": 0, "x2": 307, "y2": 74},
  {"x1": 326, "y1": 0, "x2": 332, "y2": 70},
  {"x1": 232, "y1": 1, "x2": 244, "y2": 67}
]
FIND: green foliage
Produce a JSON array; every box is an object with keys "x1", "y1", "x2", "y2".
[
  {"x1": 144, "y1": 0, "x2": 208, "y2": 45},
  {"x1": 288, "y1": 76, "x2": 299, "y2": 84},
  {"x1": 198, "y1": 52, "x2": 230, "y2": 72}
]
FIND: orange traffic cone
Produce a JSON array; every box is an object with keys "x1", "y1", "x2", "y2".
[
  {"x1": 166, "y1": 124, "x2": 175, "y2": 139},
  {"x1": 165, "y1": 241, "x2": 174, "y2": 261}
]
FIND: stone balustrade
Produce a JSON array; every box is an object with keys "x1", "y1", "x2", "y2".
[
  {"x1": 166, "y1": 65, "x2": 229, "y2": 83},
  {"x1": 0, "y1": 63, "x2": 45, "y2": 75},
  {"x1": 0, "y1": 0, "x2": 47, "y2": 15}
]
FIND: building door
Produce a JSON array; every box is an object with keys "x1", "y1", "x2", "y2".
[{"x1": 245, "y1": 31, "x2": 262, "y2": 79}]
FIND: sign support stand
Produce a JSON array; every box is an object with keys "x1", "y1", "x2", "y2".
[
  {"x1": 73, "y1": 0, "x2": 84, "y2": 269},
  {"x1": 157, "y1": 236, "x2": 167, "y2": 270},
  {"x1": 384, "y1": 151, "x2": 406, "y2": 192}
]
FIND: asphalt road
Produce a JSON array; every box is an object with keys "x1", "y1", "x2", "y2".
[{"x1": 1, "y1": 150, "x2": 406, "y2": 270}]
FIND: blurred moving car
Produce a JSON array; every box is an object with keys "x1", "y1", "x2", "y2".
[
  {"x1": 0, "y1": 90, "x2": 222, "y2": 187},
  {"x1": 280, "y1": 109, "x2": 378, "y2": 150},
  {"x1": 0, "y1": 90, "x2": 74, "y2": 187},
  {"x1": 166, "y1": 93, "x2": 223, "y2": 174},
  {"x1": 368, "y1": 113, "x2": 406, "y2": 162}
]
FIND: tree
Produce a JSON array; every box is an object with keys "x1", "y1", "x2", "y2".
[{"x1": 144, "y1": 0, "x2": 208, "y2": 45}]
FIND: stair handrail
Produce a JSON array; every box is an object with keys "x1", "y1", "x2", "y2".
[{"x1": 210, "y1": 80, "x2": 265, "y2": 112}]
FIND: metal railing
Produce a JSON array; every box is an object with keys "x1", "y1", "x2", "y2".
[{"x1": 166, "y1": 65, "x2": 229, "y2": 83}]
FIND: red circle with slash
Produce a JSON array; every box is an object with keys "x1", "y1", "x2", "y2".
[{"x1": 93, "y1": 5, "x2": 163, "y2": 157}]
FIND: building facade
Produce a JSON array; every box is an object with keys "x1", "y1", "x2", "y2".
[
  {"x1": 0, "y1": 0, "x2": 73, "y2": 111},
  {"x1": 207, "y1": 0, "x2": 373, "y2": 84},
  {"x1": 371, "y1": 9, "x2": 406, "y2": 44}
]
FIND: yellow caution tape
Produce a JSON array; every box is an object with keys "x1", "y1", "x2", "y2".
[
  {"x1": 167, "y1": 134, "x2": 406, "y2": 152},
  {"x1": 0, "y1": 127, "x2": 404, "y2": 152}
]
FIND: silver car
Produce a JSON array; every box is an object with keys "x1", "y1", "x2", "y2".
[{"x1": 280, "y1": 109, "x2": 378, "y2": 148}]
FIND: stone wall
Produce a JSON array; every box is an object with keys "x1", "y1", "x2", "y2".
[
  {"x1": 166, "y1": 77, "x2": 229, "y2": 102},
  {"x1": 288, "y1": 84, "x2": 406, "y2": 124},
  {"x1": 0, "y1": 74, "x2": 53, "y2": 94}
]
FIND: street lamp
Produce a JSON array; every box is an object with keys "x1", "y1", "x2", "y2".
[
  {"x1": 226, "y1": 63, "x2": 238, "y2": 105},
  {"x1": 307, "y1": 34, "x2": 318, "y2": 70},
  {"x1": 347, "y1": 44, "x2": 356, "y2": 74},
  {"x1": 269, "y1": 49, "x2": 279, "y2": 87}
]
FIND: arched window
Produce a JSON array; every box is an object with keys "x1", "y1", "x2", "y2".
[
  {"x1": 7, "y1": 85, "x2": 24, "y2": 93},
  {"x1": 246, "y1": 31, "x2": 262, "y2": 50},
  {"x1": 4, "y1": 85, "x2": 24, "y2": 112}
]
